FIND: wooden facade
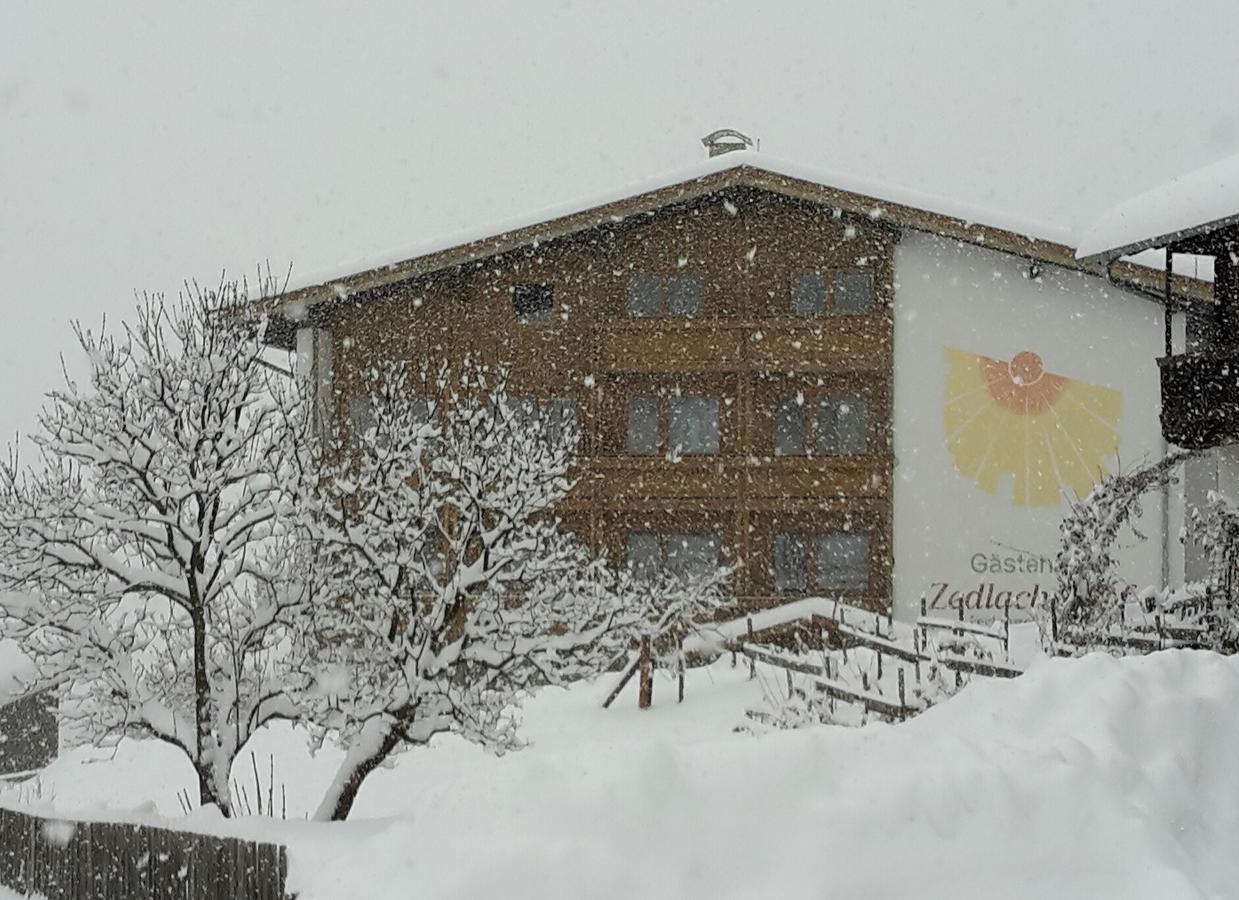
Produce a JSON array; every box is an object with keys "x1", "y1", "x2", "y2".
[{"x1": 313, "y1": 186, "x2": 895, "y2": 614}]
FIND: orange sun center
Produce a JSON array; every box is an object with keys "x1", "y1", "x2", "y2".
[{"x1": 980, "y1": 350, "x2": 1066, "y2": 414}]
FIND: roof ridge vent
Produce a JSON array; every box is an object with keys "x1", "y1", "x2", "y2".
[{"x1": 701, "y1": 128, "x2": 756, "y2": 158}]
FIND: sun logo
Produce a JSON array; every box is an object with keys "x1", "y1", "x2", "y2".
[{"x1": 943, "y1": 347, "x2": 1121, "y2": 506}]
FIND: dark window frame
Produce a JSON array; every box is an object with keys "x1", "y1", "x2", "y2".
[
  {"x1": 625, "y1": 391, "x2": 722, "y2": 456},
  {"x1": 626, "y1": 273, "x2": 705, "y2": 318},
  {"x1": 789, "y1": 268, "x2": 875, "y2": 317},
  {"x1": 771, "y1": 391, "x2": 870, "y2": 456},
  {"x1": 513, "y1": 282, "x2": 554, "y2": 324},
  {"x1": 773, "y1": 529, "x2": 871, "y2": 594}
]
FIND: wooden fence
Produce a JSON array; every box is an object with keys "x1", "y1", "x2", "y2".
[{"x1": 0, "y1": 806, "x2": 290, "y2": 899}]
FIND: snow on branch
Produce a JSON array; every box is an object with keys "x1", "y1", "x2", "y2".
[{"x1": 0, "y1": 275, "x2": 311, "y2": 815}]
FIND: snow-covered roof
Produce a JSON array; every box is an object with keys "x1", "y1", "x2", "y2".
[
  {"x1": 283, "y1": 150, "x2": 1077, "y2": 298},
  {"x1": 1076, "y1": 152, "x2": 1239, "y2": 263},
  {"x1": 269, "y1": 150, "x2": 1210, "y2": 330}
]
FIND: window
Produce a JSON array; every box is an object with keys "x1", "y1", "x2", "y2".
[
  {"x1": 626, "y1": 395, "x2": 660, "y2": 455},
  {"x1": 772, "y1": 393, "x2": 868, "y2": 455},
  {"x1": 626, "y1": 274, "x2": 704, "y2": 317},
  {"x1": 791, "y1": 272, "x2": 826, "y2": 316},
  {"x1": 773, "y1": 530, "x2": 870, "y2": 593},
  {"x1": 349, "y1": 394, "x2": 433, "y2": 447},
  {"x1": 774, "y1": 394, "x2": 805, "y2": 456},
  {"x1": 349, "y1": 395, "x2": 375, "y2": 441},
  {"x1": 513, "y1": 282, "x2": 553, "y2": 323},
  {"x1": 815, "y1": 395, "x2": 868, "y2": 455},
  {"x1": 505, "y1": 396, "x2": 580, "y2": 445},
  {"x1": 626, "y1": 393, "x2": 720, "y2": 455},
  {"x1": 834, "y1": 271, "x2": 874, "y2": 315},
  {"x1": 773, "y1": 532, "x2": 807, "y2": 592},
  {"x1": 814, "y1": 532, "x2": 869, "y2": 590},
  {"x1": 668, "y1": 396, "x2": 719, "y2": 454},
  {"x1": 789, "y1": 269, "x2": 874, "y2": 316},
  {"x1": 626, "y1": 532, "x2": 661, "y2": 582},
  {"x1": 627, "y1": 532, "x2": 721, "y2": 581}
]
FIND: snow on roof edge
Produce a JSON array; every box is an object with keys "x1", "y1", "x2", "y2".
[
  {"x1": 1076, "y1": 152, "x2": 1239, "y2": 262},
  {"x1": 283, "y1": 151, "x2": 1079, "y2": 296}
]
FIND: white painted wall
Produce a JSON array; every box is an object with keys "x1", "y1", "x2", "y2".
[{"x1": 891, "y1": 231, "x2": 1169, "y2": 622}]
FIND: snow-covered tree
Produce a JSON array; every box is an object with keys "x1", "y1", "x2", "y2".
[
  {"x1": 0, "y1": 280, "x2": 309, "y2": 815},
  {"x1": 297, "y1": 361, "x2": 630, "y2": 821}
]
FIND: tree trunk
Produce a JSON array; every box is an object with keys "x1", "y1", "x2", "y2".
[
  {"x1": 189, "y1": 603, "x2": 221, "y2": 812},
  {"x1": 316, "y1": 719, "x2": 405, "y2": 821}
]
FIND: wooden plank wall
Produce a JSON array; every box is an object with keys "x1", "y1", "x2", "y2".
[
  {"x1": 0, "y1": 806, "x2": 289, "y2": 900},
  {"x1": 325, "y1": 186, "x2": 896, "y2": 615}
]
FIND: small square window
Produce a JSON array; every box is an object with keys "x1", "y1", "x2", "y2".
[
  {"x1": 792, "y1": 272, "x2": 826, "y2": 316},
  {"x1": 513, "y1": 283, "x2": 553, "y2": 323},
  {"x1": 815, "y1": 395, "x2": 868, "y2": 455},
  {"x1": 626, "y1": 395, "x2": 660, "y2": 455},
  {"x1": 774, "y1": 395, "x2": 805, "y2": 456},
  {"x1": 626, "y1": 275, "x2": 662, "y2": 317},
  {"x1": 814, "y1": 532, "x2": 869, "y2": 591},
  {"x1": 774, "y1": 532, "x2": 807, "y2": 592},
  {"x1": 666, "y1": 276, "x2": 704, "y2": 317},
  {"x1": 834, "y1": 271, "x2": 874, "y2": 315}
]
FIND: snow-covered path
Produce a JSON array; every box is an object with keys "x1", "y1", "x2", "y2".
[{"x1": 7, "y1": 650, "x2": 1238, "y2": 899}]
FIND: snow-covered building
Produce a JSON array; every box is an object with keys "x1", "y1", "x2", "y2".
[{"x1": 264, "y1": 139, "x2": 1209, "y2": 623}]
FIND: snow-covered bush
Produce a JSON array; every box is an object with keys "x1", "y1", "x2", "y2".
[
  {"x1": 296, "y1": 360, "x2": 633, "y2": 820},
  {"x1": 1053, "y1": 450, "x2": 1239, "y2": 651},
  {"x1": 0, "y1": 279, "x2": 310, "y2": 815}
]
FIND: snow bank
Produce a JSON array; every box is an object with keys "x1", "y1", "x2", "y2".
[
  {"x1": 6, "y1": 651, "x2": 1237, "y2": 899},
  {"x1": 286, "y1": 651, "x2": 1237, "y2": 899}
]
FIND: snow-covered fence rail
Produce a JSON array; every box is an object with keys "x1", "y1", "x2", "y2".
[
  {"x1": 736, "y1": 642, "x2": 916, "y2": 721},
  {"x1": 0, "y1": 806, "x2": 289, "y2": 899}
]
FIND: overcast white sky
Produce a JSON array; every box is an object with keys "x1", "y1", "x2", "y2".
[{"x1": 2, "y1": 1, "x2": 1238, "y2": 441}]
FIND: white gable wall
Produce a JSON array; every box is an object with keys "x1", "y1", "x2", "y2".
[{"x1": 891, "y1": 231, "x2": 1174, "y2": 622}]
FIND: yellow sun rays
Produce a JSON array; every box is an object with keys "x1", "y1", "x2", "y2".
[{"x1": 943, "y1": 347, "x2": 1121, "y2": 506}]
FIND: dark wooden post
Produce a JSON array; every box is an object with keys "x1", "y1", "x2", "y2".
[
  {"x1": 1003, "y1": 594, "x2": 1012, "y2": 661},
  {"x1": 677, "y1": 639, "x2": 685, "y2": 704},
  {"x1": 1050, "y1": 595, "x2": 1058, "y2": 648},
  {"x1": 747, "y1": 617, "x2": 756, "y2": 680},
  {"x1": 912, "y1": 628, "x2": 921, "y2": 684},
  {"x1": 638, "y1": 636, "x2": 653, "y2": 709},
  {"x1": 898, "y1": 668, "x2": 906, "y2": 711}
]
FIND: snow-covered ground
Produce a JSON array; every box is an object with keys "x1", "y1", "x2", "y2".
[{"x1": 4, "y1": 649, "x2": 1237, "y2": 899}]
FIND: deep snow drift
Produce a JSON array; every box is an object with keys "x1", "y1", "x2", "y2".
[{"x1": 6, "y1": 650, "x2": 1237, "y2": 899}]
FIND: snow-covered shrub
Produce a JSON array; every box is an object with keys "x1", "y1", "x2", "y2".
[
  {"x1": 295, "y1": 360, "x2": 633, "y2": 820},
  {"x1": 1053, "y1": 450, "x2": 1239, "y2": 651},
  {"x1": 0, "y1": 279, "x2": 310, "y2": 815}
]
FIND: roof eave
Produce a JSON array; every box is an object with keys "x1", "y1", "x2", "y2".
[
  {"x1": 1077, "y1": 211, "x2": 1239, "y2": 265},
  {"x1": 256, "y1": 162, "x2": 1215, "y2": 327}
]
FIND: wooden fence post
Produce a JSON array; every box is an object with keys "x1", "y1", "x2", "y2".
[
  {"x1": 747, "y1": 617, "x2": 756, "y2": 680},
  {"x1": 677, "y1": 638, "x2": 685, "y2": 704},
  {"x1": 912, "y1": 628, "x2": 922, "y2": 684},
  {"x1": 1003, "y1": 594, "x2": 1012, "y2": 661},
  {"x1": 638, "y1": 636, "x2": 653, "y2": 709},
  {"x1": 898, "y1": 667, "x2": 906, "y2": 712}
]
